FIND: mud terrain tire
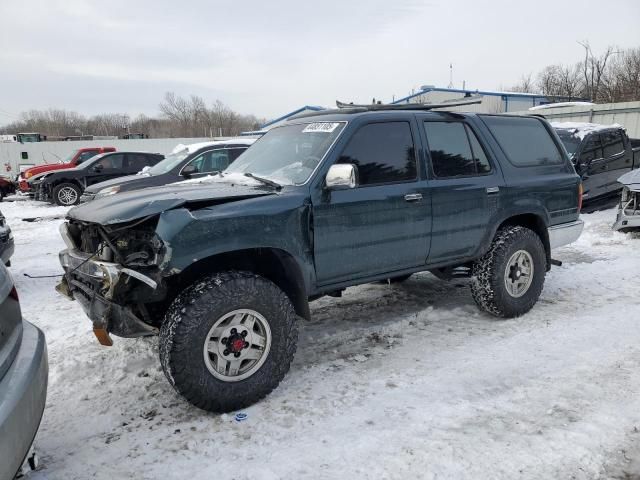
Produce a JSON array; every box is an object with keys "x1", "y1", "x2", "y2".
[
  {"x1": 471, "y1": 226, "x2": 546, "y2": 318},
  {"x1": 159, "y1": 271, "x2": 298, "y2": 412}
]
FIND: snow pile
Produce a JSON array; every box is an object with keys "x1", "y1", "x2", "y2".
[
  {"x1": 551, "y1": 121, "x2": 624, "y2": 140},
  {"x1": 1, "y1": 199, "x2": 639, "y2": 479}
]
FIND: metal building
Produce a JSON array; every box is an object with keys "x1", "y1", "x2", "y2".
[{"x1": 391, "y1": 86, "x2": 579, "y2": 113}]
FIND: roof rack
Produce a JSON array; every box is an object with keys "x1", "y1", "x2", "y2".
[
  {"x1": 335, "y1": 95, "x2": 482, "y2": 110},
  {"x1": 289, "y1": 95, "x2": 482, "y2": 121}
]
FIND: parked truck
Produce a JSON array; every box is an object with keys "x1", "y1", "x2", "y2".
[{"x1": 57, "y1": 105, "x2": 584, "y2": 413}]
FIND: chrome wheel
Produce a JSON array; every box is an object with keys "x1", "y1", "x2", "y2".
[
  {"x1": 203, "y1": 309, "x2": 271, "y2": 382},
  {"x1": 57, "y1": 186, "x2": 78, "y2": 205},
  {"x1": 504, "y1": 249, "x2": 534, "y2": 298}
]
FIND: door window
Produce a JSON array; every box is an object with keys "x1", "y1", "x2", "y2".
[
  {"x1": 77, "y1": 150, "x2": 98, "y2": 165},
  {"x1": 601, "y1": 130, "x2": 624, "y2": 158},
  {"x1": 187, "y1": 150, "x2": 231, "y2": 174},
  {"x1": 423, "y1": 122, "x2": 491, "y2": 178},
  {"x1": 94, "y1": 154, "x2": 124, "y2": 170},
  {"x1": 336, "y1": 122, "x2": 416, "y2": 186},
  {"x1": 581, "y1": 135, "x2": 603, "y2": 163}
]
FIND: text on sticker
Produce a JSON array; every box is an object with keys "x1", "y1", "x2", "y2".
[{"x1": 302, "y1": 123, "x2": 340, "y2": 133}]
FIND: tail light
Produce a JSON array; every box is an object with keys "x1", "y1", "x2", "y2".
[
  {"x1": 9, "y1": 286, "x2": 19, "y2": 301},
  {"x1": 577, "y1": 183, "x2": 583, "y2": 213}
]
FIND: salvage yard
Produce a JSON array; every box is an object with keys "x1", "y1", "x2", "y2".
[{"x1": 3, "y1": 198, "x2": 640, "y2": 479}]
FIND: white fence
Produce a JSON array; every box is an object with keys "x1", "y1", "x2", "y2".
[
  {"x1": 515, "y1": 101, "x2": 640, "y2": 138},
  {"x1": 0, "y1": 137, "x2": 219, "y2": 174}
]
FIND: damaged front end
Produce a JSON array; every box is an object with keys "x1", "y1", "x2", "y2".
[
  {"x1": 613, "y1": 170, "x2": 640, "y2": 233},
  {"x1": 57, "y1": 216, "x2": 168, "y2": 344}
]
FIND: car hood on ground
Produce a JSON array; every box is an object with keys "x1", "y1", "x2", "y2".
[
  {"x1": 84, "y1": 173, "x2": 152, "y2": 194},
  {"x1": 68, "y1": 182, "x2": 276, "y2": 225},
  {"x1": 618, "y1": 169, "x2": 640, "y2": 190}
]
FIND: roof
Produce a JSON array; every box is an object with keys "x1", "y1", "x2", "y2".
[
  {"x1": 261, "y1": 105, "x2": 325, "y2": 128},
  {"x1": 171, "y1": 138, "x2": 257, "y2": 155},
  {"x1": 392, "y1": 86, "x2": 580, "y2": 104},
  {"x1": 551, "y1": 121, "x2": 624, "y2": 140}
]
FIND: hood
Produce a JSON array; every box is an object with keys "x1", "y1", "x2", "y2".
[
  {"x1": 68, "y1": 182, "x2": 276, "y2": 225},
  {"x1": 30, "y1": 167, "x2": 78, "y2": 183},
  {"x1": 84, "y1": 173, "x2": 151, "y2": 194},
  {"x1": 24, "y1": 163, "x2": 72, "y2": 177},
  {"x1": 618, "y1": 169, "x2": 640, "y2": 190}
]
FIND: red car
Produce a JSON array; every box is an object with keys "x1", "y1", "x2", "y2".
[
  {"x1": 0, "y1": 176, "x2": 16, "y2": 201},
  {"x1": 19, "y1": 147, "x2": 116, "y2": 192}
]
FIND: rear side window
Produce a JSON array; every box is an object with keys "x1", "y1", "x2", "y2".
[
  {"x1": 337, "y1": 122, "x2": 416, "y2": 186},
  {"x1": 127, "y1": 154, "x2": 154, "y2": 171},
  {"x1": 601, "y1": 130, "x2": 624, "y2": 158},
  {"x1": 423, "y1": 122, "x2": 491, "y2": 178},
  {"x1": 482, "y1": 116, "x2": 563, "y2": 166}
]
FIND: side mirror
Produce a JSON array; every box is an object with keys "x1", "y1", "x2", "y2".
[
  {"x1": 325, "y1": 164, "x2": 357, "y2": 190},
  {"x1": 92, "y1": 164, "x2": 103, "y2": 173},
  {"x1": 181, "y1": 164, "x2": 197, "y2": 177}
]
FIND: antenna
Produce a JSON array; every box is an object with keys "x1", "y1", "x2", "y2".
[{"x1": 448, "y1": 63, "x2": 454, "y2": 89}]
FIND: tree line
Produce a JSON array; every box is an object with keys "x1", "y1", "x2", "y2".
[
  {"x1": 509, "y1": 44, "x2": 640, "y2": 103},
  {"x1": 0, "y1": 92, "x2": 265, "y2": 138}
]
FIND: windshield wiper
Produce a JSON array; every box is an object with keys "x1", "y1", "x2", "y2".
[{"x1": 244, "y1": 172, "x2": 281, "y2": 190}]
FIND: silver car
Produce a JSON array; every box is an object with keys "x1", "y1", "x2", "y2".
[{"x1": 0, "y1": 262, "x2": 48, "y2": 479}]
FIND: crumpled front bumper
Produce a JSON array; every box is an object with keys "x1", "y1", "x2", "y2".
[{"x1": 58, "y1": 247, "x2": 160, "y2": 341}]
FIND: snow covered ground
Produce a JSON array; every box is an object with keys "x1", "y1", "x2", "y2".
[{"x1": 3, "y1": 198, "x2": 640, "y2": 480}]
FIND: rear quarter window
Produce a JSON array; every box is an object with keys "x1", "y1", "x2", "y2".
[{"x1": 481, "y1": 116, "x2": 564, "y2": 167}]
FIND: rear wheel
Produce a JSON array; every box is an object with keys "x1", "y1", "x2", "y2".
[
  {"x1": 159, "y1": 271, "x2": 299, "y2": 412},
  {"x1": 53, "y1": 183, "x2": 81, "y2": 206},
  {"x1": 471, "y1": 226, "x2": 546, "y2": 318}
]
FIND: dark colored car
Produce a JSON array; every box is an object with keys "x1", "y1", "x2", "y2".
[
  {"x1": 553, "y1": 122, "x2": 640, "y2": 202},
  {"x1": 0, "y1": 210, "x2": 14, "y2": 266},
  {"x1": 29, "y1": 151, "x2": 164, "y2": 206},
  {"x1": 18, "y1": 147, "x2": 116, "y2": 193},
  {"x1": 0, "y1": 262, "x2": 48, "y2": 479},
  {"x1": 0, "y1": 176, "x2": 16, "y2": 201},
  {"x1": 57, "y1": 108, "x2": 583, "y2": 413},
  {"x1": 81, "y1": 139, "x2": 256, "y2": 202}
]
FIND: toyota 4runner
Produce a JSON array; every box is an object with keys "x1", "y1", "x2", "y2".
[{"x1": 56, "y1": 104, "x2": 584, "y2": 412}]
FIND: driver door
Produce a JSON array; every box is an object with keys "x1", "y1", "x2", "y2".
[
  {"x1": 311, "y1": 120, "x2": 431, "y2": 285},
  {"x1": 86, "y1": 154, "x2": 126, "y2": 186},
  {"x1": 181, "y1": 149, "x2": 232, "y2": 179}
]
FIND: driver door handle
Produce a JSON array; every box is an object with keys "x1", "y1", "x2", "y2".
[{"x1": 404, "y1": 193, "x2": 423, "y2": 202}]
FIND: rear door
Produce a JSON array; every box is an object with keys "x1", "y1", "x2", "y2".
[
  {"x1": 600, "y1": 129, "x2": 631, "y2": 193},
  {"x1": 419, "y1": 117, "x2": 502, "y2": 264},
  {"x1": 579, "y1": 134, "x2": 607, "y2": 200},
  {"x1": 312, "y1": 120, "x2": 431, "y2": 285}
]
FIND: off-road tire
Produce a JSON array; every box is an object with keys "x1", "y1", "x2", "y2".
[
  {"x1": 53, "y1": 182, "x2": 82, "y2": 206},
  {"x1": 159, "y1": 271, "x2": 299, "y2": 412},
  {"x1": 471, "y1": 226, "x2": 546, "y2": 318}
]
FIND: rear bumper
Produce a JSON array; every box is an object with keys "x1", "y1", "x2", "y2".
[
  {"x1": 0, "y1": 321, "x2": 48, "y2": 480},
  {"x1": 548, "y1": 220, "x2": 584, "y2": 249}
]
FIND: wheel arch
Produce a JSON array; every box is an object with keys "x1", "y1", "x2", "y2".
[
  {"x1": 495, "y1": 213, "x2": 551, "y2": 270},
  {"x1": 169, "y1": 247, "x2": 311, "y2": 320}
]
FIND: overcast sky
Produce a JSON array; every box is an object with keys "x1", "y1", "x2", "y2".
[{"x1": 0, "y1": 0, "x2": 638, "y2": 123}]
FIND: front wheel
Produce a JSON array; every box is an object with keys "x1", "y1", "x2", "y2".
[
  {"x1": 159, "y1": 271, "x2": 299, "y2": 412},
  {"x1": 53, "y1": 183, "x2": 81, "y2": 206},
  {"x1": 471, "y1": 226, "x2": 546, "y2": 318}
]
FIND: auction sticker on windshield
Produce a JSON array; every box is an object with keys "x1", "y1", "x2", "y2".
[{"x1": 302, "y1": 122, "x2": 341, "y2": 133}]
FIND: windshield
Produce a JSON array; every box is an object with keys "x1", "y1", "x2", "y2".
[
  {"x1": 58, "y1": 150, "x2": 77, "y2": 164},
  {"x1": 556, "y1": 130, "x2": 581, "y2": 157},
  {"x1": 76, "y1": 153, "x2": 105, "y2": 169},
  {"x1": 224, "y1": 122, "x2": 346, "y2": 185},
  {"x1": 147, "y1": 150, "x2": 191, "y2": 175}
]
